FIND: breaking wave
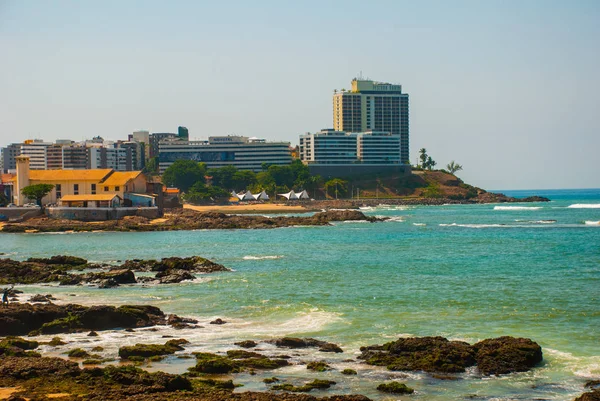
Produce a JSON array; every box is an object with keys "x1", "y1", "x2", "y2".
[
  {"x1": 494, "y1": 206, "x2": 542, "y2": 211},
  {"x1": 568, "y1": 204, "x2": 600, "y2": 209},
  {"x1": 440, "y1": 223, "x2": 507, "y2": 228},
  {"x1": 243, "y1": 255, "x2": 284, "y2": 260},
  {"x1": 584, "y1": 221, "x2": 600, "y2": 226}
]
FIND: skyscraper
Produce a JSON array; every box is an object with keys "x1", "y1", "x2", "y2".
[
  {"x1": 333, "y1": 79, "x2": 409, "y2": 163},
  {"x1": 178, "y1": 126, "x2": 189, "y2": 141}
]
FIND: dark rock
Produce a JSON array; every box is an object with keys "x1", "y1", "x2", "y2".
[
  {"x1": 268, "y1": 337, "x2": 343, "y2": 353},
  {"x1": 358, "y1": 336, "x2": 476, "y2": 373},
  {"x1": 376, "y1": 381, "x2": 414, "y2": 394},
  {"x1": 307, "y1": 361, "x2": 331, "y2": 372},
  {"x1": 118, "y1": 339, "x2": 188, "y2": 359},
  {"x1": 575, "y1": 389, "x2": 600, "y2": 401},
  {"x1": 156, "y1": 270, "x2": 195, "y2": 284},
  {"x1": 271, "y1": 379, "x2": 337, "y2": 392},
  {"x1": 359, "y1": 336, "x2": 543, "y2": 376},
  {"x1": 235, "y1": 340, "x2": 258, "y2": 348},
  {"x1": 341, "y1": 369, "x2": 357, "y2": 375},
  {"x1": 26, "y1": 255, "x2": 87, "y2": 266},
  {"x1": 29, "y1": 294, "x2": 56, "y2": 303},
  {"x1": 98, "y1": 278, "x2": 119, "y2": 288},
  {"x1": 87, "y1": 331, "x2": 99, "y2": 337},
  {"x1": 167, "y1": 314, "x2": 198, "y2": 329},
  {"x1": 210, "y1": 318, "x2": 227, "y2": 325},
  {"x1": 0, "y1": 356, "x2": 80, "y2": 379},
  {"x1": 472, "y1": 336, "x2": 543, "y2": 375}
]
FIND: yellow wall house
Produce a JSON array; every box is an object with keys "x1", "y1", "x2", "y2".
[{"x1": 14, "y1": 155, "x2": 150, "y2": 207}]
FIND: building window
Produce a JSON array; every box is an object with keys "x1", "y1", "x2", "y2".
[
  {"x1": 91, "y1": 184, "x2": 96, "y2": 195},
  {"x1": 115, "y1": 186, "x2": 120, "y2": 191},
  {"x1": 56, "y1": 184, "x2": 62, "y2": 199},
  {"x1": 104, "y1": 186, "x2": 109, "y2": 192},
  {"x1": 73, "y1": 184, "x2": 79, "y2": 195}
]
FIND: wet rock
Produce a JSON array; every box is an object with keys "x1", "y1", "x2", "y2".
[
  {"x1": 307, "y1": 361, "x2": 331, "y2": 372},
  {"x1": 472, "y1": 337, "x2": 543, "y2": 375},
  {"x1": 235, "y1": 340, "x2": 258, "y2": 348},
  {"x1": 156, "y1": 269, "x2": 195, "y2": 284},
  {"x1": 87, "y1": 331, "x2": 99, "y2": 337},
  {"x1": 190, "y1": 352, "x2": 289, "y2": 374},
  {"x1": 210, "y1": 318, "x2": 227, "y2": 325},
  {"x1": 26, "y1": 255, "x2": 87, "y2": 266},
  {"x1": 575, "y1": 389, "x2": 600, "y2": 401},
  {"x1": 98, "y1": 278, "x2": 119, "y2": 288},
  {"x1": 268, "y1": 337, "x2": 343, "y2": 353},
  {"x1": 122, "y1": 256, "x2": 230, "y2": 274},
  {"x1": 376, "y1": 381, "x2": 414, "y2": 394},
  {"x1": 341, "y1": 369, "x2": 357, "y2": 375},
  {"x1": 167, "y1": 314, "x2": 198, "y2": 329},
  {"x1": 359, "y1": 336, "x2": 476, "y2": 373},
  {"x1": 118, "y1": 339, "x2": 188, "y2": 359},
  {"x1": 359, "y1": 336, "x2": 543, "y2": 376},
  {"x1": 29, "y1": 294, "x2": 56, "y2": 303},
  {"x1": 271, "y1": 379, "x2": 337, "y2": 392},
  {"x1": 0, "y1": 356, "x2": 80, "y2": 379}
]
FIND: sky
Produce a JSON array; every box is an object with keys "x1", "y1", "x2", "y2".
[{"x1": 1, "y1": 0, "x2": 599, "y2": 190}]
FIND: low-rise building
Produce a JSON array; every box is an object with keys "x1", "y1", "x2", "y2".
[{"x1": 13, "y1": 156, "x2": 151, "y2": 207}]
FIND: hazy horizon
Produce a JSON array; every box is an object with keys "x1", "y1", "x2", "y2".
[{"x1": 1, "y1": 1, "x2": 598, "y2": 190}]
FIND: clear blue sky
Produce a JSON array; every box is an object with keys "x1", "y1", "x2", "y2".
[{"x1": 1, "y1": 0, "x2": 598, "y2": 189}]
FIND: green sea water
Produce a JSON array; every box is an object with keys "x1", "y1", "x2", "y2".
[{"x1": 1, "y1": 188, "x2": 599, "y2": 400}]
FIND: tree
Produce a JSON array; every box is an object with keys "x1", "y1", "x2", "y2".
[
  {"x1": 0, "y1": 192, "x2": 9, "y2": 207},
  {"x1": 419, "y1": 148, "x2": 428, "y2": 168},
  {"x1": 324, "y1": 178, "x2": 348, "y2": 199},
  {"x1": 183, "y1": 182, "x2": 230, "y2": 204},
  {"x1": 208, "y1": 165, "x2": 237, "y2": 190},
  {"x1": 143, "y1": 157, "x2": 159, "y2": 176},
  {"x1": 446, "y1": 161, "x2": 463, "y2": 175},
  {"x1": 426, "y1": 156, "x2": 437, "y2": 170},
  {"x1": 21, "y1": 184, "x2": 54, "y2": 207},
  {"x1": 232, "y1": 170, "x2": 257, "y2": 190},
  {"x1": 162, "y1": 160, "x2": 206, "y2": 192}
]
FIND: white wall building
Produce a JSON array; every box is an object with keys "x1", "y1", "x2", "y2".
[
  {"x1": 158, "y1": 136, "x2": 291, "y2": 173},
  {"x1": 20, "y1": 140, "x2": 52, "y2": 170}
]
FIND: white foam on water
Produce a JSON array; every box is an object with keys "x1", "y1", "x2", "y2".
[
  {"x1": 544, "y1": 348, "x2": 600, "y2": 378},
  {"x1": 376, "y1": 215, "x2": 404, "y2": 222},
  {"x1": 242, "y1": 255, "x2": 284, "y2": 260},
  {"x1": 413, "y1": 223, "x2": 426, "y2": 226},
  {"x1": 584, "y1": 221, "x2": 600, "y2": 226},
  {"x1": 439, "y1": 223, "x2": 507, "y2": 228},
  {"x1": 494, "y1": 206, "x2": 542, "y2": 211},
  {"x1": 568, "y1": 204, "x2": 600, "y2": 209},
  {"x1": 515, "y1": 219, "x2": 557, "y2": 224}
]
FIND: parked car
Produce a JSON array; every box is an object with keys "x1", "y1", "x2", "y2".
[
  {"x1": 7, "y1": 203, "x2": 17, "y2": 208},
  {"x1": 24, "y1": 203, "x2": 39, "y2": 207}
]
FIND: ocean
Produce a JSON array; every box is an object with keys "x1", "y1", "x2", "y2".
[{"x1": 2, "y1": 188, "x2": 599, "y2": 400}]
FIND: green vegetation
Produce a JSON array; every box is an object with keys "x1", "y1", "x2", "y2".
[
  {"x1": 419, "y1": 148, "x2": 437, "y2": 170},
  {"x1": 324, "y1": 178, "x2": 348, "y2": 199},
  {"x1": 376, "y1": 381, "x2": 415, "y2": 394},
  {"x1": 189, "y1": 351, "x2": 289, "y2": 374},
  {"x1": 143, "y1": 156, "x2": 159, "y2": 176},
  {"x1": 118, "y1": 339, "x2": 188, "y2": 360},
  {"x1": 21, "y1": 183, "x2": 54, "y2": 206},
  {"x1": 446, "y1": 160, "x2": 463, "y2": 175},
  {"x1": 162, "y1": 160, "x2": 207, "y2": 192},
  {"x1": 341, "y1": 368, "x2": 357, "y2": 375}
]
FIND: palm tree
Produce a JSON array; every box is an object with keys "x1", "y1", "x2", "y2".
[{"x1": 446, "y1": 161, "x2": 463, "y2": 175}]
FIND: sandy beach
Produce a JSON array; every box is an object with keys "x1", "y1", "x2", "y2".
[{"x1": 183, "y1": 203, "x2": 311, "y2": 214}]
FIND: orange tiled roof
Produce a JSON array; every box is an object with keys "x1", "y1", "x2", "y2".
[
  {"x1": 29, "y1": 169, "x2": 113, "y2": 182},
  {"x1": 101, "y1": 171, "x2": 143, "y2": 186},
  {"x1": 60, "y1": 194, "x2": 122, "y2": 202},
  {"x1": 1, "y1": 174, "x2": 15, "y2": 184}
]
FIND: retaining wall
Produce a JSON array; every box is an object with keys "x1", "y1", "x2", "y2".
[{"x1": 46, "y1": 207, "x2": 159, "y2": 221}]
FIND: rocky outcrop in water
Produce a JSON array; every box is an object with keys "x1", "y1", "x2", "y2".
[
  {"x1": 0, "y1": 303, "x2": 192, "y2": 336},
  {"x1": 0, "y1": 255, "x2": 229, "y2": 287},
  {"x1": 358, "y1": 336, "x2": 542, "y2": 376},
  {"x1": 267, "y1": 337, "x2": 344, "y2": 353},
  {"x1": 1, "y1": 209, "x2": 382, "y2": 233}
]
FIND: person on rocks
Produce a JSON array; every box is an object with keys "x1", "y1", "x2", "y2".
[{"x1": 2, "y1": 285, "x2": 14, "y2": 307}]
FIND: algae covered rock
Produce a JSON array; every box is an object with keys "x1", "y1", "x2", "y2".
[
  {"x1": 307, "y1": 361, "x2": 331, "y2": 372},
  {"x1": 359, "y1": 335, "x2": 543, "y2": 376},
  {"x1": 359, "y1": 336, "x2": 475, "y2": 373},
  {"x1": 376, "y1": 381, "x2": 414, "y2": 394},
  {"x1": 118, "y1": 339, "x2": 188, "y2": 359},
  {"x1": 0, "y1": 356, "x2": 80, "y2": 379},
  {"x1": 268, "y1": 337, "x2": 344, "y2": 353},
  {"x1": 472, "y1": 336, "x2": 543, "y2": 375}
]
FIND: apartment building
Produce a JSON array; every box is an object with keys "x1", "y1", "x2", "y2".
[{"x1": 333, "y1": 78, "x2": 409, "y2": 163}]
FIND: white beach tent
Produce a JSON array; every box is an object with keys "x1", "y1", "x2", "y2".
[
  {"x1": 237, "y1": 190, "x2": 255, "y2": 201},
  {"x1": 277, "y1": 191, "x2": 299, "y2": 200},
  {"x1": 296, "y1": 190, "x2": 310, "y2": 199},
  {"x1": 253, "y1": 190, "x2": 270, "y2": 201}
]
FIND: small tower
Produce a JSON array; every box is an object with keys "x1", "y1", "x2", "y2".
[{"x1": 15, "y1": 156, "x2": 30, "y2": 205}]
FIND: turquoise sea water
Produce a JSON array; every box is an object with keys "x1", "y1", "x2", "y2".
[{"x1": 2, "y1": 188, "x2": 599, "y2": 400}]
